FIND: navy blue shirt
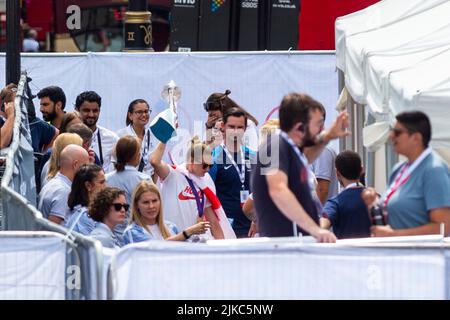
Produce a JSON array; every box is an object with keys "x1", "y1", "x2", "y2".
[
  {"x1": 209, "y1": 145, "x2": 255, "y2": 237},
  {"x1": 28, "y1": 117, "x2": 56, "y2": 153},
  {"x1": 322, "y1": 187, "x2": 371, "y2": 239},
  {"x1": 251, "y1": 134, "x2": 319, "y2": 237}
]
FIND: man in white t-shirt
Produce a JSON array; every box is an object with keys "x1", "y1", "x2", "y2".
[
  {"x1": 151, "y1": 141, "x2": 224, "y2": 239},
  {"x1": 75, "y1": 91, "x2": 118, "y2": 173}
]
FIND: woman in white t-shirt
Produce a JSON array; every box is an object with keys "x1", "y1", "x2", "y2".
[
  {"x1": 117, "y1": 99, "x2": 157, "y2": 177},
  {"x1": 150, "y1": 137, "x2": 226, "y2": 239},
  {"x1": 123, "y1": 181, "x2": 210, "y2": 244}
]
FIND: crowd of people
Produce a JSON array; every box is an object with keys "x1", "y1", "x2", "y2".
[{"x1": 1, "y1": 82, "x2": 449, "y2": 248}]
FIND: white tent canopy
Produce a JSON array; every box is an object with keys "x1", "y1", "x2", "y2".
[
  {"x1": 336, "y1": 0, "x2": 450, "y2": 168},
  {"x1": 365, "y1": 24, "x2": 450, "y2": 115},
  {"x1": 344, "y1": 0, "x2": 450, "y2": 104},
  {"x1": 335, "y1": 0, "x2": 448, "y2": 72}
]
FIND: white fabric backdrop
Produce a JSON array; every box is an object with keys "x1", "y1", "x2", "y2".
[
  {"x1": 110, "y1": 239, "x2": 447, "y2": 299},
  {"x1": 0, "y1": 51, "x2": 338, "y2": 136},
  {"x1": 0, "y1": 232, "x2": 66, "y2": 299}
]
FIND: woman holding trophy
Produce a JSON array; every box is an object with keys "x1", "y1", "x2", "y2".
[{"x1": 149, "y1": 81, "x2": 235, "y2": 240}]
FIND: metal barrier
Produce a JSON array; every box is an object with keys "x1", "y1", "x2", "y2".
[{"x1": 0, "y1": 72, "x2": 104, "y2": 299}]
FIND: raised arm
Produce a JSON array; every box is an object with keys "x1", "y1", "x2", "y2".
[
  {"x1": 304, "y1": 111, "x2": 350, "y2": 164},
  {"x1": 150, "y1": 142, "x2": 170, "y2": 180}
]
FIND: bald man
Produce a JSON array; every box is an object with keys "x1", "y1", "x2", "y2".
[{"x1": 38, "y1": 144, "x2": 90, "y2": 224}]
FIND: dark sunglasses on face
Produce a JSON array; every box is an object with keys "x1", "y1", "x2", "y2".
[{"x1": 112, "y1": 203, "x2": 130, "y2": 211}]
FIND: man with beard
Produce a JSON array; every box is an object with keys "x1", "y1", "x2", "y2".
[
  {"x1": 251, "y1": 93, "x2": 349, "y2": 241},
  {"x1": 209, "y1": 107, "x2": 256, "y2": 237},
  {"x1": 75, "y1": 91, "x2": 118, "y2": 173},
  {"x1": 38, "y1": 86, "x2": 67, "y2": 130}
]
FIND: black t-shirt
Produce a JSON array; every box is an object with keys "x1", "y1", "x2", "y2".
[
  {"x1": 251, "y1": 134, "x2": 319, "y2": 237},
  {"x1": 0, "y1": 117, "x2": 5, "y2": 128}
]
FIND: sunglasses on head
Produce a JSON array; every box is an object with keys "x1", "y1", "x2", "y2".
[{"x1": 112, "y1": 203, "x2": 130, "y2": 211}]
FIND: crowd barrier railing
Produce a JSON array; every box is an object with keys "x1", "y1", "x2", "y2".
[{"x1": 0, "y1": 72, "x2": 104, "y2": 299}]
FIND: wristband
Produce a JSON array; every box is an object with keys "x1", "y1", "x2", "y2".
[{"x1": 183, "y1": 230, "x2": 191, "y2": 239}]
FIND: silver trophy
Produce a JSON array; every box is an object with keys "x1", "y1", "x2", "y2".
[
  {"x1": 150, "y1": 80, "x2": 181, "y2": 143},
  {"x1": 161, "y1": 80, "x2": 181, "y2": 115}
]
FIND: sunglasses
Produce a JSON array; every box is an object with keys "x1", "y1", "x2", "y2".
[{"x1": 112, "y1": 203, "x2": 130, "y2": 211}]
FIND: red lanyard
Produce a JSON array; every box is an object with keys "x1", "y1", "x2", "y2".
[{"x1": 383, "y1": 163, "x2": 410, "y2": 208}]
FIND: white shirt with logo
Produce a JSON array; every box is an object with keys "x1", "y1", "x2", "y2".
[{"x1": 160, "y1": 164, "x2": 214, "y2": 232}]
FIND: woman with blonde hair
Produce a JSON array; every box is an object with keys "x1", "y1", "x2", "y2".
[
  {"x1": 151, "y1": 136, "x2": 236, "y2": 240},
  {"x1": 41, "y1": 132, "x2": 83, "y2": 187},
  {"x1": 124, "y1": 181, "x2": 210, "y2": 244}
]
